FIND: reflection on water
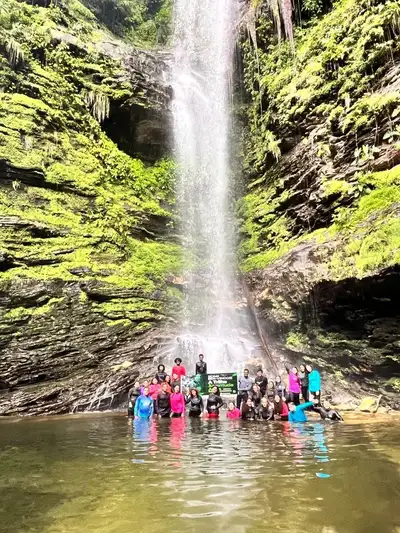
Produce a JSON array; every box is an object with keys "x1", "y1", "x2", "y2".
[{"x1": 0, "y1": 415, "x2": 400, "y2": 533}]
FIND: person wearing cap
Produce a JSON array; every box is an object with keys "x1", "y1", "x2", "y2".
[{"x1": 172, "y1": 357, "x2": 186, "y2": 379}]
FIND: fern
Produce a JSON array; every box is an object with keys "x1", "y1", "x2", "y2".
[
  {"x1": 5, "y1": 37, "x2": 25, "y2": 66},
  {"x1": 83, "y1": 90, "x2": 110, "y2": 123}
]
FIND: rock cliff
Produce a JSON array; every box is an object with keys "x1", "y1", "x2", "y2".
[
  {"x1": 0, "y1": 0, "x2": 180, "y2": 414},
  {"x1": 2, "y1": 0, "x2": 400, "y2": 414},
  {"x1": 239, "y1": 0, "x2": 400, "y2": 407}
]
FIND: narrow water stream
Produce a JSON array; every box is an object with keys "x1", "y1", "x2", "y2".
[{"x1": 1, "y1": 415, "x2": 399, "y2": 533}]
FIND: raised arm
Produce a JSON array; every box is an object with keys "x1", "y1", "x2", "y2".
[{"x1": 298, "y1": 401, "x2": 313, "y2": 411}]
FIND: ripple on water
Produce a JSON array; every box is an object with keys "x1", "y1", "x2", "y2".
[{"x1": 1, "y1": 416, "x2": 400, "y2": 533}]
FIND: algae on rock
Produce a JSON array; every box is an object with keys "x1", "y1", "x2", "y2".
[
  {"x1": 239, "y1": 0, "x2": 400, "y2": 407},
  {"x1": 0, "y1": 0, "x2": 181, "y2": 415}
]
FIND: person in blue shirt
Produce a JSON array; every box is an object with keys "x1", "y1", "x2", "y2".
[
  {"x1": 288, "y1": 401, "x2": 314, "y2": 422},
  {"x1": 134, "y1": 387, "x2": 154, "y2": 419},
  {"x1": 306, "y1": 364, "x2": 321, "y2": 402}
]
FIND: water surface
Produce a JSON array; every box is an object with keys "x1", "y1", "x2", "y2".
[{"x1": 1, "y1": 414, "x2": 399, "y2": 533}]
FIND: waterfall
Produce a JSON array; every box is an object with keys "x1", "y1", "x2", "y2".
[{"x1": 171, "y1": 0, "x2": 259, "y2": 372}]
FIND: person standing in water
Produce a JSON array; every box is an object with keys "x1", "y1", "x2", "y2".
[
  {"x1": 156, "y1": 382, "x2": 171, "y2": 418},
  {"x1": 249, "y1": 383, "x2": 263, "y2": 413},
  {"x1": 255, "y1": 368, "x2": 268, "y2": 396},
  {"x1": 241, "y1": 398, "x2": 257, "y2": 420},
  {"x1": 258, "y1": 397, "x2": 275, "y2": 420},
  {"x1": 237, "y1": 368, "x2": 253, "y2": 409},
  {"x1": 298, "y1": 364, "x2": 309, "y2": 401},
  {"x1": 134, "y1": 387, "x2": 154, "y2": 419},
  {"x1": 171, "y1": 357, "x2": 186, "y2": 379},
  {"x1": 127, "y1": 381, "x2": 141, "y2": 417},
  {"x1": 226, "y1": 401, "x2": 241, "y2": 419},
  {"x1": 288, "y1": 400, "x2": 313, "y2": 422},
  {"x1": 171, "y1": 373, "x2": 181, "y2": 391},
  {"x1": 286, "y1": 365, "x2": 301, "y2": 405},
  {"x1": 164, "y1": 375, "x2": 172, "y2": 393},
  {"x1": 170, "y1": 384, "x2": 185, "y2": 417},
  {"x1": 155, "y1": 364, "x2": 167, "y2": 384},
  {"x1": 274, "y1": 375, "x2": 286, "y2": 400},
  {"x1": 149, "y1": 378, "x2": 161, "y2": 410},
  {"x1": 307, "y1": 364, "x2": 321, "y2": 403},
  {"x1": 185, "y1": 388, "x2": 204, "y2": 417},
  {"x1": 195, "y1": 354, "x2": 207, "y2": 375},
  {"x1": 206, "y1": 385, "x2": 223, "y2": 418}
]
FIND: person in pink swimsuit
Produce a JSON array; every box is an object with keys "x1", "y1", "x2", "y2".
[
  {"x1": 170, "y1": 384, "x2": 185, "y2": 417},
  {"x1": 226, "y1": 401, "x2": 241, "y2": 419},
  {"x1": 286, "y1": 365, "x2": 301, "y2": 405}
]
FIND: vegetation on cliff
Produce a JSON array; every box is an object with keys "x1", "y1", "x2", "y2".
[
  {"x1": 0, "y1": 0, "x2": 179, "y2": 413},
  {"x1": 240, "y1": 0, "x2": 400, "y2": 278},
  {"x1": 239, "y1": 0, "x2": 400, "y2": 405}
]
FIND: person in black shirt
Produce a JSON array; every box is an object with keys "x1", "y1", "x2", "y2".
[
  {"x1": 185, "y1": 388, "x2": 204, "y2": 417},
  {"x1": 241, "y1": 398, "x2": 257, "y2": 420},
  {"x1": 249, "y1": 383, "x2": 263, "y2": 414},
  {"x1": 314, "y1": 400, "x2": 344, "y2": 421},
  {"x1": 171, "y1": 373, "x2": 180, "y2": 391},
  {"x1": 258, "y1": 397, "x2": 275, "y2": 420},
  {"x1": 127, "y1": 381, "x2": 141, "y2": 417},
  {"x1": 206, "y1": 386, "x2": 223, "y2": 417},
  {"x1": 156, "y1": 382, "x2": 171, "y2": 418},
  {"x1": 195, "y1": 354, "x2": 207, "y2": 375},
  {"x1": 255, "y1": 368, "x2": 268, "y2": 396},
  {"x1": 298, "y1": 364, "x2": 309, "y2": 401},
  {"x1": 274, "y1": 375, "x2": 286, "y2": 400},
  {"x1": 155, "y1": 364, "x2": 167, "y2": 384}
]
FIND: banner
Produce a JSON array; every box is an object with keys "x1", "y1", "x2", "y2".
[
  {"x1": 207, "y1": 372, "x2": 238, "y2": 395},
  {"x1": 181, "y1": 373, "x2": 238, "y2": 395}
]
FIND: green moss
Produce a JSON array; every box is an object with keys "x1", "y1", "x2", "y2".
[
  {"x1": 106, "y1": 318, "x2": 132, "y2": 327},
  {"x1": 3, "y1": 297, "x2": 64, "y2": 320},
  {"x1": 322, "y1": 179, "x2": 353, "y2": 198},
  {"x1": 340, "y1": 93, "x2": 400, "y2": 133},
  {"x1": 79, "y1": 291, "x2": 88, "y2": 303},
  {"x1": 285, "y1": 330, "x2": 308, "y2": 350},
  {"x1": 386, "y1": 378, "x2": 400, "y2": 392},
  {"x1": 0, "y1": 0, "x2": 182, "y2": 311},
  {"x1": 241, "y1": 164, "x2": 400, "y2": 276},
  {"x1": 240, "y1": 0, "x2": 400, "y2": 280}
]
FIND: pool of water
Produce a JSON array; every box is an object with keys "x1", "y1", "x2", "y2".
[{"x1": 0, "y1": 413, "x2": 399, "y2": 533}]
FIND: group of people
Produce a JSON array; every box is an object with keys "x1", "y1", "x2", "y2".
[{"x1": 127, "y1": 356, "x2": 343, "y2": 423}]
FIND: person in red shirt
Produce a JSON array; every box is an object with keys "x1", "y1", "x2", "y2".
[
  {"x1": 149, "y1": 378, "x2": 161, "y2": 412},
  {"x1": 274, "y1": 394, "x2": 289, "y2": 421},
  {"x1": 171, "y1": 357, "x2": 186, "y2": 378}
]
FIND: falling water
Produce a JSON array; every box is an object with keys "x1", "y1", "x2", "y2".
[{"x1": 171, "y1": 0, "x2": 260, "y2": 371}]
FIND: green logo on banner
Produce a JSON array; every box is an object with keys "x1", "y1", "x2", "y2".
[{"x1": 181, "y1": 373, "x2": 238, "y2": 395}]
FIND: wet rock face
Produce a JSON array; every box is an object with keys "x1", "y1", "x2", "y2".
[
  {"x1": 104, "y1": 48, "x2": 173, "y2": 162},
  {"x1": 238, "y1": 0, "x2": 400, "y2": 407},
  {"x1": 0, "y1": 0, "x2": 181, "y2": 415},
  {"x1": 0, "y1": 278, "x2": 176, "y2": 416},
  {"x1": 246, "y1": 247, "x2": 400, "y2": 408}
]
